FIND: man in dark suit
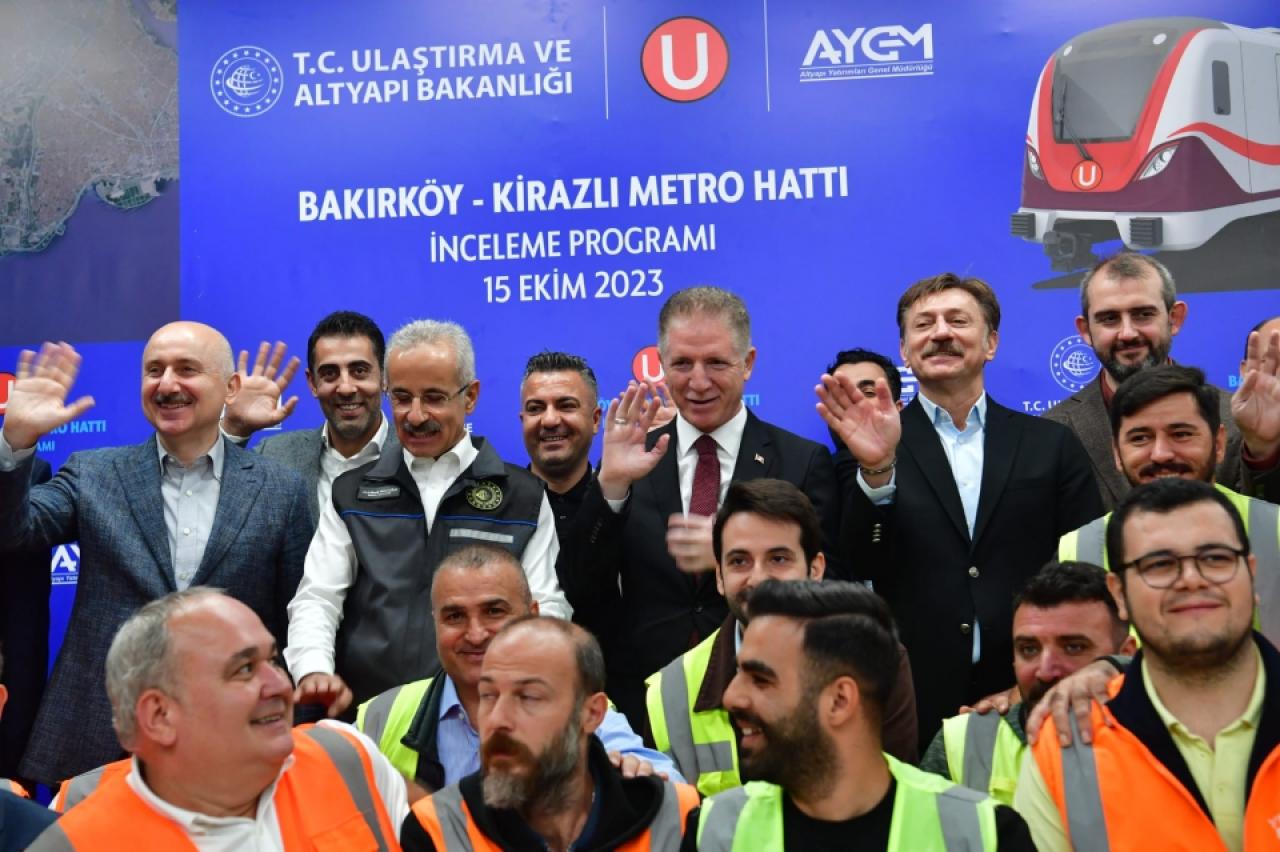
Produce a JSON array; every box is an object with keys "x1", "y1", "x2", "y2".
[
  {"x1": 562, "y1": 287, "x2": 843, "y2": 726},
  {"x1": 0, "y1": 457, "x2": 51, "y2": 784},
  {"x1": 0, "y1": 322, "x2": 312, "y2": 785},
  {"x1": 1043, "y1": 252, "x2": 1280, "y2": 509},
  {"x1": 819, "y1": 273, "x2": 1102, "y2": 749}
]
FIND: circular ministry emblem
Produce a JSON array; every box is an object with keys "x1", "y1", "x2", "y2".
[
  {"x1": 465, "y1": 481, "x2": 504, "y2": 511},
  {"x1": 641, "y1": 17, "x2": 729, "y2": 102},
  {"x1": 1049, "y1": 335, "x2": 1100, "y2": 393},
  {"x1": 211, "y1": 46, "x2": 284, "y2": 117}
]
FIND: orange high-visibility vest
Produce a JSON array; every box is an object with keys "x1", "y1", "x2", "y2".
[
  {"x1": 411, "y1": 779, "x2": 699, "y2": 851},
  {"x1": 1, "y1": 777, "x2": 29, "y2": 798},
  {"x1": 1032, "y1": 675, "x2": 1280, "y2": 850},
  {"x1": 31, "y1": 725, "x2": 401, "y2": 851},
  {"x1": 52, "y1": 760, "x2": 131, "y2": 812}
]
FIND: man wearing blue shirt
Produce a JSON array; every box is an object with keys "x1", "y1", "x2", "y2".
[{"x1": 356, "y1": 544, "x2": 680, "y2": 791}]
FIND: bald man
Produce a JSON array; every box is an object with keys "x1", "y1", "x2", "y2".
[{"x1": 0, "y1": 324, "x2": 312, "y2": 785}]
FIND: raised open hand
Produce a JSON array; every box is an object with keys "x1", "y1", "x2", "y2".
[
  {"x1": 2, "y1": 342, "x2": 95, "y2": 449},
  {"x1": 598, "y1": 382, "x2": 671, "y2": 500},
  {"x1": 815, "y1": 372, "x2": 901, "y2": 472},
  {"x1": 1233, "y1": 328, "x2": 1280, "y2": 459},
  {"x1": 222, "y1": 341, "x2": 301, "y2": 438}
]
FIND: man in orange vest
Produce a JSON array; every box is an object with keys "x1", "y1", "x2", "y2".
[
  {"x1": 28, "y1": 588, "x2": 408, "y2": 850},
  {"x1": 404, "y1": 616, "x2": 699, "y2": 851},
  {"x1": 1017, "y1": 478, "x2": 1280, "y2": 851}
]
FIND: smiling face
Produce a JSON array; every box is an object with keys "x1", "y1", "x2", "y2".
[
  {"x1": 520, "y1": 370, "x2": 600, "y2": 482},
  {"x1": 307, "y1": 334, "x2": 383, "y2": 456},
  {"x1": 1078, "y1": 269, "x2": 1184, "y2": 386},
  {"x1": 660, "y1": 312, "x2": 756, "y2": 433},
  {"x1": 1114, "y1": 392, "x2": 1224, "y2": 486},
  {"x1": 163, "y1": 596, "x2": 295, "y2": 782},
  {"x1": 716, "y1": 512, "x2": 824, "y2": 625},
  {"x1": 900, "y1": 289, "x2": 997, "y2": 389},
  {"x1": 386, "y1": 343, "x2": 478, "y2": 459},
  {"x1": 432, "y1": 560, "x2": 534, "y2": 690},
  {"x1": 140, "y1": 322, "x2": 236, "y2": 446},
  {"x1": 1111, "y1": 500, "x2": 1256, "y2": 672}
]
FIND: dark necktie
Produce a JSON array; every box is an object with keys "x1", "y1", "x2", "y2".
[{"x1": 689, "y1": 434, "x2": 720, "y2": 516}]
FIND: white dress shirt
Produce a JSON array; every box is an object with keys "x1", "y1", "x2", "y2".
[
  {"x1": 857, "y1": 391, "x2": 988, "y2": 663},
  {"x1": 315, "y1": 417, "x2": 388, "y2": 514},
  {"x1": 122, "y1": 721, "x2": 407, "y2": 851},
  {"x1": 286, "y1": 433, "x2": 569, "y2": 681},
  {"x1": 607, "y1": 405, "x2": 748, "y2": 513},
  {"x1": 157, "y1": 438, "x2": 225, "y2": 590}
]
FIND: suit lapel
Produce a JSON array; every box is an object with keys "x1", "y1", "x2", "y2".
[
  {"x1": 973, "y1": 399, "x2": 1021, "y2": 546},
  {"x1": 118, "y1": 437, "x2": 175, "y2": 589},
  {"x1": 731, "y1": 411, "x2": 776, "y2": 483},
  {"x1": 194, "y1": 439, "x2": 264, "y2": 586},
  {"x1": 901, "y1": 400, "x2": 969, "y2": 542},
  {"x1": 303, "y1": 430, "x2": 323, "y2": 507},
  {"x1": 645, "y1": 421, "x2": 684, "y2": 520},
  {"x1": 1075, "y1": 378, "x2": 1128, "y2": 505}
]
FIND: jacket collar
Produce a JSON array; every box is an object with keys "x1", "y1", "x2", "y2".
[{"x1": 694, "y1": 616, "x2": 740, "y2": 713}]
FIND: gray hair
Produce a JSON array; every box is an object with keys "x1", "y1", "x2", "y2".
[
  {"x1": 657, "y1": 286, "x2": 752, "y2": 359},
  {"x1": 385, "y1": 319, "x2": 476, "y2": 386},
  {"x1": 432, "y1": 544, "x2": 532, "y2": 607},
  {"x1": 1079, "y1": 252, "x2": 1176, "y2": 317},
  {"x1": 106, "y1": 587, "x2": 224, "y2": 748}
]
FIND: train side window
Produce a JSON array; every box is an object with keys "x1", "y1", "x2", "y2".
[{"x1": 1212, "y1": 60, "x2": 1231, "y2": 115}]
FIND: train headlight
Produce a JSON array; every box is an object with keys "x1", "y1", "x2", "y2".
[
  {"x1": 1139, "y1": 144, "x2": 1178, "y2": 180},
  {"x1": 1027, "y1": 146, "x2": 1044, "y2": 180}
]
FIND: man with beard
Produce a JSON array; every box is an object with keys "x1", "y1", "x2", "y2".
[
  {"x1": 644, "y1": 478, "x2": 918, "y2": 797},
  {"x1": 0, "y1": 324, "x2": 311, "y2": 785},
  {"x1": 287, "y1": 319, "x2": 570, "y2": 717},
  {"x1": 920, "y1": 561, "x2": 1135, "y2": 804},
  {"x1": 684, "y1": 580, "x2": 1034, "y2": 851},
  {"x1": 1017, "y1": 479, "x2": 1280, "y2": 851},
  {"x1": 354, "y1": 545, "x2": 679, "y2": 792},
  {"x1": 1058, "y1": 365, "x2": 1280, "y2": 643},
  {"x1": 1045, "y1": 251, "x2": 1280, "y2": 509},
  {"x1": 30, "y1": 588, "x2": 406, "y2": 849},
  {"x1": 403, "y1": 617, "x2": 700, "y2": 851}
]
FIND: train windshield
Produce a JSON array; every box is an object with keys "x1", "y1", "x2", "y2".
[{"x1": 1051, "y1": 21, "x2": 1191, "y2": 144}]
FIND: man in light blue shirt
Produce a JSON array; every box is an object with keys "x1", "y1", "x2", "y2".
[{"x1": 356, "y1": 543, "x2": 680, "y2": 792}]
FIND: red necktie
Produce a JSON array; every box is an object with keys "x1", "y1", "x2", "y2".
[{"x1": 689, "y1": 434, "x2": 720, "y2": 516}]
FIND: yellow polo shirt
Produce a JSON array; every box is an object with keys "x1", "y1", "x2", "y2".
[{"x1": 1015, "y1": 646, "x2": 1265, "y2": 852}]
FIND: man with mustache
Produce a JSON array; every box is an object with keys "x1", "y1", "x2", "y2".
[
  {"x1": 30, "y1": 588, "x2": 407, "y2": 849},
  {"x1": 403, "y1": 616, "x2": 699, "y2": 851},
  {"x1": 1058, "y1": 364, "x2": 1280, "y2": 643},
  {"x1": 354, "y1": 545, "x2": 679, "y2": 793},
  {"x1": 287, "y1": 319, "x2": 570, "y2": 717},
  {"x1": 0, "y1": 324, "x2": 312, "y2": 785},
  {"x1": 920, "y1": 560, "x2": 1135, "y2": 804},
  {"x1": 1044, "y1": 251, "x2": 1280, "y2": 510},
  {"x1": 685, "y1": 580, "x2": 1034, "y2": 851},
  {"x1": 645, "y1": 478, "x2": 918, "y2": 798},
  {"x1": 820, "y1": 272, "x2": 1101, "y2": 749},
  {"x1": 1017, "y1": 479, "x2": 1280, "y2": 851}
]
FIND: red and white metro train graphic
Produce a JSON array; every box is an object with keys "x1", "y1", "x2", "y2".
[{"x1": 1011, "y1": 17, "x2": 1280, "y2": 272}]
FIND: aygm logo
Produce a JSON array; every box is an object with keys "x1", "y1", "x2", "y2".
[
  {"x1": 897, "y1": 366, "x2": 918, "y2": 405},
  {"x1": 800, "y1": 24, "x2": 934, "y2": 82},
  {"x1": 211, "y1": 46, "x2": 284, "y2": 117},
  {"x1": 0, "y1": 371, "x2": 13, "y2": 415},
  {"x1": 641, "y1": 17, "x2": 729, "y2": 102},
  {"x1": 51, "y1": 544, "x2": 79, "y2": 587},
  {"x1": 1050, "y1": 335, "x2": 1100, "y2": 393}
]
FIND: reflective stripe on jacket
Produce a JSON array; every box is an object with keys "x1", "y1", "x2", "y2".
[{"x1": 942, "y1": 711, "x2": 1027, "y2": 806}]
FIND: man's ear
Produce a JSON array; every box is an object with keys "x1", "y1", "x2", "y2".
[
  {"x1": 581, "y1": 692, "x2": 609, "y2": 735},
  {"x1": 135, "y1": 689, "x2": 179, "y2": 748}
]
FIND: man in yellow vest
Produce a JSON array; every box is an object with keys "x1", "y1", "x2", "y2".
[
  {"x1": 1018, "y1": 478, "x2": 1280, "y2": 850},
  {"x1": 355, "y1": 544, "x2": 678, "y2": 794},
  {"x1": 920, "y1": 560, "x2": 1135, "y2": 804},
  {"x1": 29, "y1": 588, "x2": 407, "y2": 850},
  {"x1": 1058, "y1": 364, "x2": 1280, "y2": 643},
  {"x1": 404, "y1": 616, "x2": 699, "y2": 850},
  {"x1": 644, "y1": 478, "x2": 919, "y2": 797},
  {"x1": 684, "y1": 579, "x2": 1034, "y2": 850}
]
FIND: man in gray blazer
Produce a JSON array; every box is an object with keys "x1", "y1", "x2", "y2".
[{"x1": 0, "y1": 322, "x2": 312, "y2": 785}]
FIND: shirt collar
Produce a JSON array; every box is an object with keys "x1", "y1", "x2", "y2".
[
  {"x1": 322, "y1": 413, "x2": 388, "y2": 458},
  {"x1": 404, "y1": 431, "x2": 477, "y2": 472},
  {"x1": 675, "y1": 404, "x2": 748, "y2": 458},
  {"x1": 156, "y1": 434, "x2": 226, "y2": 478},
  {"x1": 916, "y1": 390, "x2": 987, "y2": 431},
  {"x1": 1143, "y1": 643, "x2": 1267, "y2": 740},
  {"x1": 438, "y1": 674, "x2": 472, "y2": 728},
  {"x1": 125, "y1": 753, "x2": 291, "y2": 829}
]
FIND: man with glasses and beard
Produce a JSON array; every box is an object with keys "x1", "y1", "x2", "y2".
[
  {"x1": 1044, "y1": 251, "x2": 1280, "y2": 509},
  {"x1": 403, "y1": 617, "x2": 699, "y2": 851},
  {"x1": 287, "y1": 320, "x2": 570, "y2": 718},
  {"x1": 1017, "y1": 479, "x2": 1280, "y2": 851},
  {"x1": 685, "y1": 580, "x2": 1034, "y2": 851}
]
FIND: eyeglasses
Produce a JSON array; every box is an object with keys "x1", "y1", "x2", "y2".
[
  {"x1": 1121, "y1": 545, "x2": 1246, "y2": 589},
  {"x1": 389, "y1": 382, "x2": 472, "y2": 412}
]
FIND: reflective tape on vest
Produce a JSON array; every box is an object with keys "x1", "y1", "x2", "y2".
[
  {"x1": 961, "y1": 712, "x2": 1001, "y2": 792},
  {"x1": 1059, "y1": 714, "x2": 1112, "y2": 852},
  {"x1": 656, "y1": 655, "x2": 736, "y2": 781},
  {"x1": 302, "y1": 726, "x2": 393, "y2": 852}
]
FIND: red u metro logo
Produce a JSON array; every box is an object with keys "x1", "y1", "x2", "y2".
[{"x1": 1071, "y1": 159, "x2": 1103, "y2": 190}]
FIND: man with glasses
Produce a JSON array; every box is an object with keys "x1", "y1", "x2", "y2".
[
  {"x1": 286, "y1": 319, "x2": 570, "y2": 717},
  {"x1": 1016, "y1": 478, "x2": 1280, "y2": 851}
]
